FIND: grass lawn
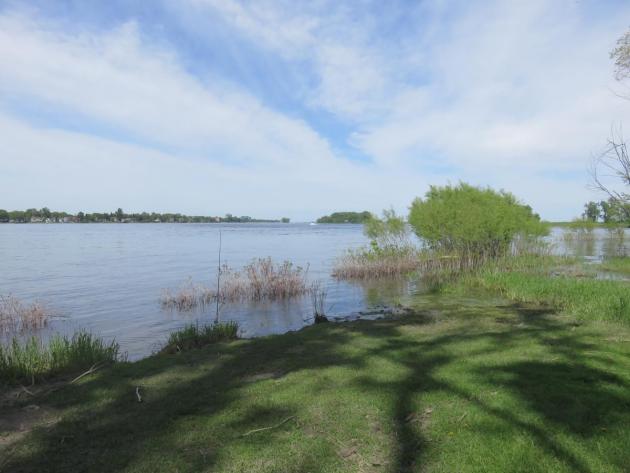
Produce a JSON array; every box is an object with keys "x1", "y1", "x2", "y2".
[{"x1": 2, "y1": 293, "x2": 630, "y2": 472}]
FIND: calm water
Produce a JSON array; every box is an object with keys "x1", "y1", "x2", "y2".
[
  {"x1": 1, "y1": 223, "x2": 374, "y2": 359},
  {"x1": 1, "y1": 223, "x2": 627, "y2": 359}
]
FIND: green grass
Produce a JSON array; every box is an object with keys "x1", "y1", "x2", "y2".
[
  {"x1": 1, "y1": 297, "x2": 630, "y2": 472},
  {"x1": 439, "y1": 255, "x2": 630, "y2": 323},
  {"x1": 160, "y1": 321, "x2": 239, "y2": 354},
  {"x1": 599, "y1": 256, "x2": 630, "y2": 275},
  {"x1": 0, "y1": 332, "x2": 120, "y2": 385}
]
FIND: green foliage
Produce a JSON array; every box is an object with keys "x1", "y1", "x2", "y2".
[
  {"x1": 583, "y1": 201, "x2": 600, "y2": 222},
  {"x1": 161, "y1": 321, "x2": 239, "y2": 354},
  {"x1": 0, "y1": 332, "x2": 120, "y2": 385},
  {"x1": 0, "y1": 209, "x2": 9, "y2": 222},
  {"x1": 364, "y1": 209, "x2": 411, "y2": 251},
  {"x1": 316, "y1": 211, "x2": 372, "y2": 224},
  {"x1": 567, "y1": 218, "x2": 598, "y2": 232},
  {"x1": 408, "y1": 183, "x2": 548, "y2": 257}
]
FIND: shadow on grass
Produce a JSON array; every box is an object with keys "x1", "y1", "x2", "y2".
[{"x1": 2, "y1": 304, "x2": 630, "y2": 473}]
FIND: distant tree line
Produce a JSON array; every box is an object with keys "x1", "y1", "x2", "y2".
[
  {"x1": 0, "y1": 208, "x2": 289, "y2": 224},
  {"x1": 582, "y1": 199, "x2": 630, "y2": 225},
  {"x1": 316, "y1": 211, "x2": 372, "y2": 224}
]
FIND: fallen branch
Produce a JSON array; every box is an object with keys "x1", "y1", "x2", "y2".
[
  {"x1": 70, "y1": 363, "x2": 103, "y2": 384},
  {"x1": 240, "y1": 415, "x2": 296, "y2": 437}
]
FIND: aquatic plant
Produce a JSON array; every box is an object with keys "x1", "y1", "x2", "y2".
[
  {"x1": 222, "y1": 258, "x2": 310, "y2": 302},
  {"x1": 160, "y1": 279, "x2": 214, "y2": 311},
  {"x1": 0, "y1": 332, "x2": 121, "y2": 385},
  {"x1": 332, "y1": 246, "x2": 422, "y2": 279},
  {"x1": 0, "y1": 294, "x2": 52, "y2": 335},
  {"x1": 310, "y1": 280, "x2": 328, "y2": 322},
  {"x1": 161, "y1": 258, "x2": 310, "y2": 311},
  {"x1": 160, "y1": 321, "x2": 238, "y2": 354}
]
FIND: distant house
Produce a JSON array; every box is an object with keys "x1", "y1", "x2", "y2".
[{"x1": 30, "y1": 217, "x2": 43, "y2": 223}]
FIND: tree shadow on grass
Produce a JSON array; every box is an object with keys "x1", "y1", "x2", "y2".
[{"x1": 2, "y1": 305, "x2": 630, "y2": 473}]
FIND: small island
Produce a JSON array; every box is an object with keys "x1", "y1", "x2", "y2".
[{"x1": 316, "y1": 211, "x2": 372, "y2": 224}]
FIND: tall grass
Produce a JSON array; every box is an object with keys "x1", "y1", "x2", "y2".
[
  {"x1": 436, "y1": 254, "x2": 630, "y2": 323},
  {"x1": 599, "y1": 256, "x2": 630, "y2": 274},
  {"x1": 221, "y1": 258, "x2": 309, "y2": 301},
  {"x1": 332, "y1": 246, "x2": 422, "y2": 279},
  {"x1": 0, "y1": 332, "x2": 121, "y2": 385},
  {"x1": 0, "y1": 294, "x2": 51, "y2": 334},
  {"x1": 333, "y1": 238, "x2": 552, "y2": 281},
  {"x1": 309, "y1": 280, "x2": 328, "y2": 322},
  {"x1": 161, "y1": 258, "x2": 310, "y2": 311},
  {"x1": 160, "y1": 321, "x2": 239, "y2": 354}
]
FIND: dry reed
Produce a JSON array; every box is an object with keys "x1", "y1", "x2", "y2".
[
  {"x1": 333, "y1": 238, "x2": 550, "y2": 281},
  {"x1": 0, "y1": 294, "x2": 51, "y2": 335},
  {"x1": 161, "y1": 258, "x2": 310, "y2": 311}
]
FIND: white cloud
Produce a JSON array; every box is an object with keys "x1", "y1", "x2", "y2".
[{"x1": 2, "y1": 2, "x2": 630, "y2": 220}]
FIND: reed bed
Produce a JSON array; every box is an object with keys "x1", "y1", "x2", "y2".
[
  {"x1": 333, "y1": 236, "x2": 552, "y2": 281},
  {"x1": 161, "y1": 258, "x2": 310, "y2": 311},
  {"x1": 221, "y1": 258, "x2": 309, "y2": 302},
  {"x1": 332, "y1": 247, "x2": 423, "y2": 279},
  {"x1": 160, "y1": 321, "x2": 238, "y2": 354},
  {"x1": 0, "y1": 294, "x2": 51, "y2": 335},
  {"x1": 0, "y1": 332, "x2": 121, "y2": 385},
  {"x1": 160, "y1": 279, "x2": 214, "y2": 311}
]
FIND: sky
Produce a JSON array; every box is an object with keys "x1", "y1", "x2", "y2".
[{"x1": 1, "y1": 0, "x2": 630, "y2": 221}]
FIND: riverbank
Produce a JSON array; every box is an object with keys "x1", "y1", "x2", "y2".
[{"x1": 2, "y1": 263, "x2": 630, "y2": 472}]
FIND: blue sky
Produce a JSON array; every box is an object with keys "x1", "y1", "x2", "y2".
[{"x1": 1, "y1": 0, "x2": 630, "y2": 220}]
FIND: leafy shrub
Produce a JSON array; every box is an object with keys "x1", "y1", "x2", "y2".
[{"x1": 408, "y1": 183, "x2": 548, "y2": 259}]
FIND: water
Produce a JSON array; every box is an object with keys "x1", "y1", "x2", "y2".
[
  {"x1": 1, "y1": 223, "x2": 627, "y2": 359},
  {"x1": 1, "y1": 223, "x2": 376, "y2": 359}
]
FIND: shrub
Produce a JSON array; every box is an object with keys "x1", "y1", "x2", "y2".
[
  {"x1": 161, "y1": 321, "x2": 239, "y2": 354},
  {"x1": 408, "y1": 183, "x2": 548, "y2": 259},
  {"x1": 0, "y1": 332, "x2": 121, "y2": 385}
]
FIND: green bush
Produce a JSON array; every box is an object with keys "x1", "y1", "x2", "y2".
[
  {"x1": 161, "y1": 321, "x2": 239, "y2": 354},
  {"x1": 0, "y1": 332, "x2": 121, "y2": 385},
  {"x1": 364, "y1": 209, "x2": 412, "y2": 253},
  {"x1": 408, "y1": 183, "x2": 548, "y2": 258}
]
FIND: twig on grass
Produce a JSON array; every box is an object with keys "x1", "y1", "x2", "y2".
[
  {"x1": 70, "y1": 362, "x2": 103, "y2": 384},
  {"x1": 240, "y1": 415, "x2": 296, "y2": 437}
]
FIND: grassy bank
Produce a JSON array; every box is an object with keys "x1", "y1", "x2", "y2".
[
  {"x1": 599, "y1": 256, "x2": 630, "y2": 274},
  {"x1": 2, "y1": 294, "x2": 630, "y2": 472},
  {"x1": 0, "y1": 332, "x2": 120, "y2": 385},
  {"x1": 160, "y1": 321, "x2": 239, "y2": 354},
  {"x1": 438, "y1": 255, "x2": 630, "y2": 324}
]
